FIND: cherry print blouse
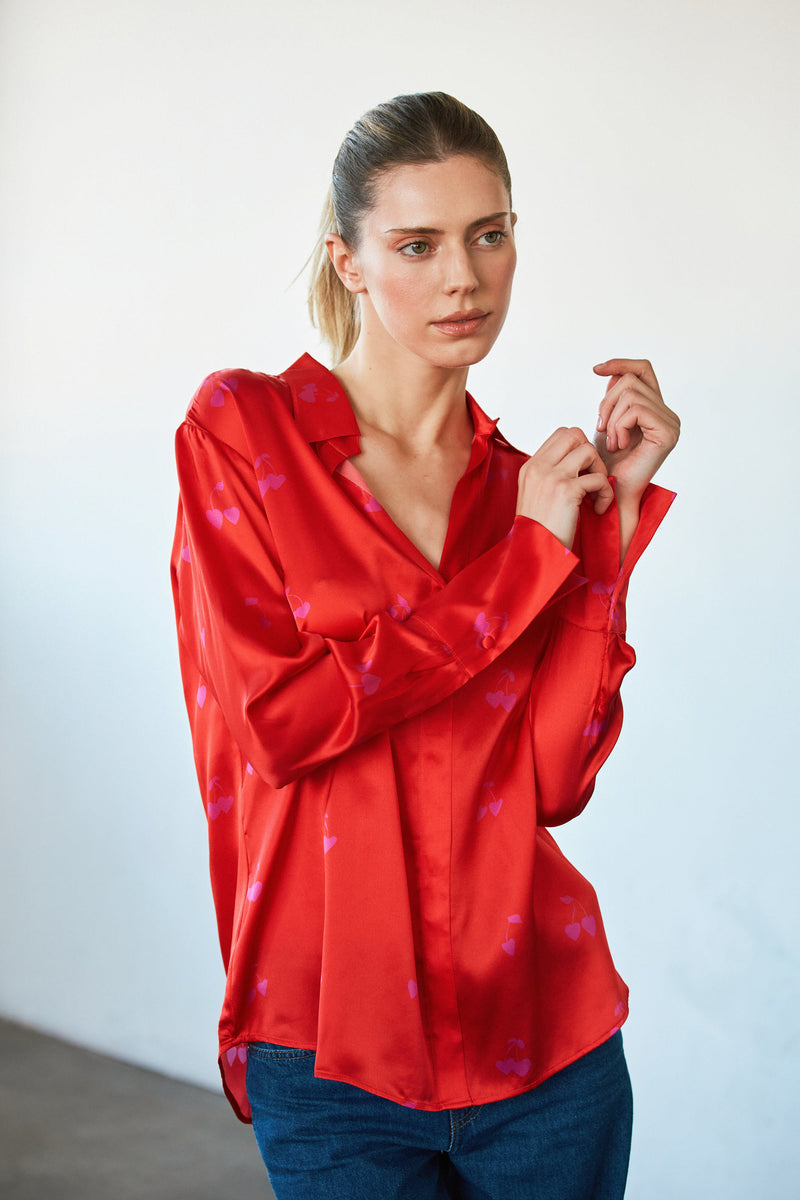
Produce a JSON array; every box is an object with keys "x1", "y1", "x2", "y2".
[{"x1": 170, "y1": 353, "x2": 674, "y2": 1121}]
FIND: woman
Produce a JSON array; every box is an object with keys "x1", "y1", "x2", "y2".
[{"x1": 171, "y1": 92, "x2": 679, "y2": 1199}]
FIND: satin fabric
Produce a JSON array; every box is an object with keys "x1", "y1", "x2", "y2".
[{"x1": 170, "y1": 353, "x2": 674, "y2": 1121}]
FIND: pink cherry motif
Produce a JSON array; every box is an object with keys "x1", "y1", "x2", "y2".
[
  {"x1": 388, "y1": 595, "x2": 411, "y2": 621},
  {"x1": 609, "y1": 1007, "x2": 626, "y2": 1034},
  {"x1": 473, "y1": 610, "x2": 509, "y2": 648},
  {"x1": 209, "y1": 376, "x2": 238, "y2": 408},
  {"x1": 560, "y1": 895, "x2": 597, "y2": 941},
  {"x1": 477, "y1": 781, "x2": 504, "y2": 822},
  {"x1": 196, "y1": 684, "x2": 207, "y2": 708},
  {"x1": 323, "y1": 813, "x2": 337, "y2": 854},
  {"x1": 502, "y1": 913, "x2": 522, "y2": 956},
  {"x1": 495, "y1": 1038, "x2": 531, "y2": 1078},
  {"x1": 246, "y1": 862, "x2": 263, "y2": 902},
  {"x1": 246, "y1": 965, "x2": 268, "y2": 1005},
  {"x1": 255, "y1": 453, "x2": 286, "y2": 494},
  {"x1": 408, "y1": 980, "x2": 418, "y2": 999},
  {"x1": 207, "y1": 776, "x2": 233, "y2": 820},
  {"x1": 244, "y1": 597, "x2": 271, "y2": 632},
  {"x1": 206, "y1": 482, "x2": 239, "y2": 529},
  {"x1": 225, "y1": 1045, "x2": 247, "y2": 1066},
  {"x1": 259, "y1": 475, "x2": 286, "y2": 495},
  {"x1": 485, "y1": 669, "x2": 517, "y2": 712},
  {"x1": 181, "y1": 545, "x2": 191, "y2": 562},
  {"x1": 487, "y1": 466, "x2": 509, "y2": 483},
  {"x1": 583, "y1": 717, "x2": 608, "y2": 739},
  {"x1": 208, "y1": 796, "x2": 233, "y2": 820},
  {"x1": 297, "y1": 381, "x2": 338, "y2": 404},
  {"x1": 363, "y1": 494, "x2": 382, "y2": 512},
  {"x1": 284, "y1": 587, "x2": 310, "y2": 622},
  {"x1": 352, "y1": 660, "x2": 381, "y2": 696}
]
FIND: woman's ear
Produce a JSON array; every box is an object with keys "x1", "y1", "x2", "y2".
[{"x1": 325, "y1": 234, "x2": 366, "y2": 294}]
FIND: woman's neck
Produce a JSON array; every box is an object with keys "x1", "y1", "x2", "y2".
[{"x1": 332, "y1": 332, "x2": 472, "y2": 454}]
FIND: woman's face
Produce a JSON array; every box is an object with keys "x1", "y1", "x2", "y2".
[{"x1": 334, "y1": 155, "x2": 517, "y2": 370}]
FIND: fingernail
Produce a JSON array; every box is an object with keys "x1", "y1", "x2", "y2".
[{"x1": 596, "y1": 416, "x2": 603, "y2": 431}]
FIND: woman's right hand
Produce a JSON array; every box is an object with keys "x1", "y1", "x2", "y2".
[{"x1": 516, "y1": 427, "x2": 614, "y2": 549}]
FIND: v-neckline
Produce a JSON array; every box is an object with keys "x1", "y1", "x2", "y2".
[
  {"x1": 285, "y1": 355, "x2": 501, "y2": 581},
  {"x1": 334, "y1": 455, "x2": 451, "y2": 578}
]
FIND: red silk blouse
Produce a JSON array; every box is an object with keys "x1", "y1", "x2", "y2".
[{"x1": 170, "y1": 353, "x2": 674, "y2": 1121}]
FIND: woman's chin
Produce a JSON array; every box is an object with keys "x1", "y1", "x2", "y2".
[{"x1": 412, "y1": 330, "x2": 501, "y2": 371}]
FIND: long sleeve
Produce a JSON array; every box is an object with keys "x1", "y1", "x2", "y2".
[
  {"x1": 172, "y1": 420, "x2": 581, "y2": 790},
  {"x1": 530, "y1": 482, "x2": 676, "y2": 826}
]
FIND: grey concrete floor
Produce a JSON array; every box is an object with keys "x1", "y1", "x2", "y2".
[{"x1": 0, "y1": 1018, "x2": 274, "y2": 1199}]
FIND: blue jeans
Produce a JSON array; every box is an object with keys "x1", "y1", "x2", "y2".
[{"x1": 246, "y1": 1031, "x2": 633, "y2": 1199}]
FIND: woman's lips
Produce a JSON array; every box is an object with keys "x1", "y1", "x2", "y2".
[{"x1": 431, "y1": 310, "x2": 489, "y2": 336}]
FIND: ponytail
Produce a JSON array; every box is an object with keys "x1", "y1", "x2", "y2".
[{"x1": 307, "y1": 187, "x2": 360, "y2": 365}]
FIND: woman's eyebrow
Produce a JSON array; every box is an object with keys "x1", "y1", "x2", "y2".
[{"x1": 384, "y1": 211, "x2": 511, "y2": 235}]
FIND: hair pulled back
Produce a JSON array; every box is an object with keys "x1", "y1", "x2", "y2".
[{"x1": 308, "y1": 92, "x2": 512, "y2": 364}]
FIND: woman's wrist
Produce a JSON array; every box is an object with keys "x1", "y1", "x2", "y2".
[{"x1": 615, "y1": 486, "x2": 645, "y2": 564}]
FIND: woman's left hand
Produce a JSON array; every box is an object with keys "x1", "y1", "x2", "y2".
[{"x1": 593, "y1": 358, "x2": 680, "y2": 500}]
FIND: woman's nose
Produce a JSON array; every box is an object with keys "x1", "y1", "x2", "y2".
[{"x1": 441, "y1": 246, "x2": 479, "y2": 294}]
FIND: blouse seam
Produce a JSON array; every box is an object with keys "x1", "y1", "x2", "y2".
[
  {"x1": 555, "y1": 612, "x2": 623, "y2": 636},
  {"x1": 179, "y1": 416, "x2": 259, "y2": 472},
  {"x1": 405, "y1": 613, "x2": 471, "y2": 678}
]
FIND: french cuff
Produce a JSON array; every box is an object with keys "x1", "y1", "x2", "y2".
[{"x1": 560, "y1": 482, "x2": 677, "y2": 635}]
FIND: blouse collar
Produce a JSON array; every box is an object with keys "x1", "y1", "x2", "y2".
[{"x1": 282, "y1": 353, "x2": 506, "y2": 472}]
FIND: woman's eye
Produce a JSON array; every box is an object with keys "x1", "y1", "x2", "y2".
[
  {"x1": 400, "y1": 241, "x2": 430, "y2": 257},
  {"x1": 478, "y1": 230, "x2": 507, "y2": 246}
]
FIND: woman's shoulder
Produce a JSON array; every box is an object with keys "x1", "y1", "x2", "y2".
[
  {"x1": 184, "y1": 366, "x2": 293, "y2": 425},
  {"x1": 178, "y1": 353, "x2": 358, "y2": 459},
  {"x1": 178, "y1": 364, "x2": 296, "y2": 457}
]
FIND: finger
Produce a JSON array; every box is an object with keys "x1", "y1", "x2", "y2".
[
  {"x1": 607, "y1": 398, "x2": 676, "y2": 453},
  {"x1": 606, "y1": 396, "x2": 650, "y2": 452},
  {"x1": 573, "y1": 470, "x2": 615, "y2": 513},
  {"x1": 593, "y1": 358, "x2": 660, "y2": 393},
  {"x1": 532, "y1": 426, "x2": 590, "y2": 466},
  {"x1": 606, "y1": 406, "x2": 642, "y2": 452},
  {"x1": 562, "y1": 440, "x2": 609, "y2": 480},
  {"x1": 597, "y1": 376, "x2": 655, "y2": 437},
  {"x1": 597, "y1": 374, "x2": 659, "y2": 432},
  {"x1": 598, "y1": 375, "x2": 621, "y2": 417}
]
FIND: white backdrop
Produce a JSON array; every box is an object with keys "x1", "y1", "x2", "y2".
[{"x1": 1, "y1": 2, "x2": 798, "y2": 1196}]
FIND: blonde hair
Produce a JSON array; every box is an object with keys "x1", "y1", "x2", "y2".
[{"x1": 307, "y1": 92, "x2": 512, "y2": 364}]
